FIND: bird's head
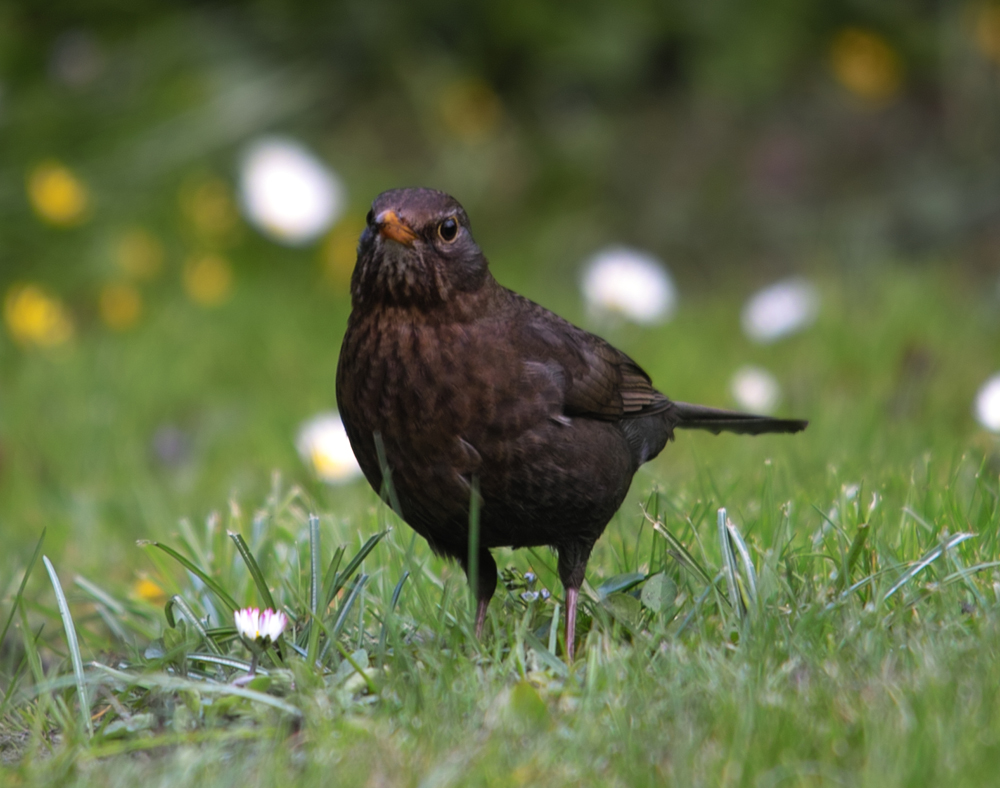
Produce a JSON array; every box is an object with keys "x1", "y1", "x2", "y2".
[{"x1": 351, "y1": 188, "x2": 490, "y2": 309}]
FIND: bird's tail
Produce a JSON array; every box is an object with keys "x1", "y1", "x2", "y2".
[{"x1": 671, "y1": 402, "x2": 808, "y2": 436}]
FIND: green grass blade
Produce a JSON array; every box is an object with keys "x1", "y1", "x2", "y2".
[
  {"x1": 309, "y1": 515, "x2": 320, "y2": 616},
  {"x1": 326, "y1": 531, "x2": 387, "y2": 609},
  {"x1": 321, "y1": 545, "x2": 346, "y2": 611},
  {"x1": 19, "y1": 604, "x2": 45, "y2": 686},
  {"x1": 165, "y1": 595, "x2": 222, "y2": 655},
  {"x1": 467, "y1": 476, "x2": 481, "y2": 623},
  {"x1": 524, "y1": 631, "x2": 569, "y2": 678},
  {"x1": 0, "y1": 527, "x2": 45, "y2": 650},
  {"x1": 185, "y1": 653, "x2": 259, "y2": 673},
  {"x1": 717, "y1": 508, "x2": 744, "y2": 618},
  {"x1": 882, "y1": 532, "x2": 976, "y2": 602},
  {"x1": 42, "y1": 556, "x2": 92, "y2": 738},
  {"x1": 724, "y1": 515, "x2": 758, "y2": 608},
  {"x1": 138, "y1": 540, "x2": 239, "y2": 614},
  {"x1": 377, "y1": 570, "x2": 410, "y2": 663},
  {"x1": 73, "y1": 575, "x2": 126, "y2": 616},
  {"x1": 320, "y1": 573, "x2": 369, "y2": 661},
  {"x1": 548, "y1": 602, "x2": 561, "y2": 654},
  {"x1": 645, "y1": 511, "x2": 712, "y2": 585},
  {"x1": 90, "y1": 663, "x2": 301, "y2": 718},
  {"x1": 331, "y1": 639, "x2": 378, "y2": 694},
  {"x1": 228, "y1": 531, "x2": 276, "y2": 611},
  {"x1": 836, "y1": 522, "x2": 871, "y2": 593}
]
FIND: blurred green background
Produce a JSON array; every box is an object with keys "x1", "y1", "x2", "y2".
[{"x1": 2, "y1": 1, "x2": 999, "y2": 585}]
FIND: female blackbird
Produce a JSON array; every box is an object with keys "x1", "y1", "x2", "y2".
[{"x1": 336, "y1": 188, "x2": 807, "y2": 661}]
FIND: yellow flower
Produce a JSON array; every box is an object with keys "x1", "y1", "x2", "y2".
[
  {"x1": 117, "y1": 229, "x2": 165, "y2": 280},
  {"x1": 27, "y1": 161, "x2": 89, "y2": 226},
  {"x1": 183, "y1": 254, "x2": 233, "y2": 306},
  {"x1": 132, "y1": 576, "x2": 166, "y2": 605},
  {"x1": 179, "y1": 176, "x2": 239, "y2": 241},
  {"x1": 99, "y1": 283, "x2": 143, "y2": 331},
  {"x1": 974, "y1": 5, "x2": 1000, "y2": 64},
  {"x1": 830, "y1": 28, "x2": 903, "y2": 103},
  {"x1": 4, "y1": 284, "x2": 74, "y2": 347},
  {"x1": 321, "y1": 215, "x2": 365, "y2": 287},
  {"x1": 438, "y1": 78, "x2": 503, "y2": 142}
]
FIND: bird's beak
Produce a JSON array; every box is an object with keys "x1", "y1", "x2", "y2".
[{"x1": 375, "y1": 210, "x2": 417, "y2": 247}]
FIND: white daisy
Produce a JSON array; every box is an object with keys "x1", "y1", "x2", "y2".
[
  {"x1": 295, "y1": 412, "x2": 363, "y2": 484},
  {"x1": 581, "y1": 246, "x2": 677, "y2": 325},
  {"x1": 741, "y1": 278, "x2": 819, "y2": 343},
  {"x1": 239, "y1": 137, "x2": 345, "y2": 245}
]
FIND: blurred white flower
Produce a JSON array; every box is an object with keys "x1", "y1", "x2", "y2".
[
  {"x1": 974, "y1": 373, "x2": 1000, "y2": 432},
  {"x1": 296, "y1": 412, "x2": 363, "y2": 484},
  {"x1": 730, "y1": 365, "x2": 782, "y2": 414},
  {"x1": 239, "y1": 137, "x2": 345, "y2": 245},
  {"x1": 234, "y1": 607, "x2": 287, "y2": 645},
  {"x1": 741, "y1": 278, "x2": 819, "y2": 343},
  {"x1": 581, "y1": 246, "x2": 676, "y2": 325}
]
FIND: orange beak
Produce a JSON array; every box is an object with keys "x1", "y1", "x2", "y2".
[{"x1": 375, "y1": 210, "x2": 418, "y2": 247}]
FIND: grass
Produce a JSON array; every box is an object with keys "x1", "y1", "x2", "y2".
[{"x1": 1, "y1": 261, "x2": 999, "y2": 786}]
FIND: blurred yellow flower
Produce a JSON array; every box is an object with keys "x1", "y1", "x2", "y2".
[
  {"x1": 438, "y1": 78, "x2": 503, "y2": 142},
  {"x1": 180, "y1": 176, "x2": 239, "y2": 241},
  {"x1": 117, "y1": 229, "x2": 165, "y2": 280},
  {"x1": 321, "y1": 214, "x2": 365, "y2": 287},
  {"x1": 183, "y1": 254, "x2": 233, "y2": 306},
  {"x1": 132, "y1": 576, "x2": 166, "y2": 605},
  {"x1": 974, "y1": 5, "x2": 1000, "y2": 64},
  {"x1": 4, "y1": 284, "x2": 74, "y2": 347},
  {"x1": 99, "y1": 283, "x2": 143, "y2": 331},
  {"x1": 830, "y1": 28, "x2": 903, "y2": 103},
  {"x1": 27, "y1": 161, "x2": 89, "y2": 226}
]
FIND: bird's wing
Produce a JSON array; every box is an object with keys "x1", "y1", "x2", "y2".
[{"x1": 516, "y1": 298, "x2": 670, "y2": 421}]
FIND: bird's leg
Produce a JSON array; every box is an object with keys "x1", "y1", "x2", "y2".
[
  {"x1": 462, "y1": 548, "x2": 497, "y2": 640},
  {"x1": 565, "y1": 586, "x2": 580, "y2": 662},
  {"x1": 558, "y1": 541, "x2": 594, "y2": 663}
]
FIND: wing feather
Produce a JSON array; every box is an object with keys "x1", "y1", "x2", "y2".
[{"x1": 512, "y1": 294, "x2": 670, "y2": 421}]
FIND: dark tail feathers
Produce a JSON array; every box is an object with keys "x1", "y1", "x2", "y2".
[{"x1": 672, "y1": 402, "x2": 808, "y2": 436}]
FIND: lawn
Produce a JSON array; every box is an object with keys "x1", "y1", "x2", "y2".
[{"x1": 1, "y1": 259, "x2": 999, "y2": 786}]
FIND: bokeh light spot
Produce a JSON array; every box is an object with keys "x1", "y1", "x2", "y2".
[
  {"x1": 183, "y1": 254, "x2": 233, "y2": 307},
  {"x1": 4, "y1": 284, "x2": 74, "y2": 347},
  {"x1": 180, "y1": 176, "x2": 239, "y2": 242},
  {"x1": 27, "y1": 161, "x2": 89, "y2": 226},
  {"x1": 99, "y1": 283, "x2": 143, "y2": 331},
  {"x1": 742, "y1": 278, "x2": 819, "y2": 344},
  {"x1": 131, "y1": 576, "x2": 166, "y2": 605},
  {"x1": 730, "y1": 365, "x2": 782, "y2": 414},
  {"x1": 974, "y1": 5, "x2": 1000, "y2": 64},
  {"x1": 830, "y1": 28, "x2": 903, "y2": 103},
  {"x1": 296, "y1": 412, "x2": 362, "y2": 484},
  {"x1": 581, "y1": 246, "x2": 677, "y2": 325},
  {"x1": 438, "y1": 78, "x2": 503, "y2": 142},
  {"x1": 117, "y1": 229, "x2": 165, "y2": 280},
  {"x1": 239, "y1": 137, "x2": 344, "y2": 246},
  {"x1": 49, "y1": 31, "x2": 104, "y2": 88},
  {"x1": 974, "y1": 373, "x2": 1000, "y2": 432}
]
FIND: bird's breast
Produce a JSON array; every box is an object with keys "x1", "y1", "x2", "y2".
[{"x1": 337, "y1": 310, "x2": 549, "y2": 496}]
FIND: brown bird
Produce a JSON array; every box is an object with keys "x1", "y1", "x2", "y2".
[{"x1": 336, "y1": 188, "x2": 807, "y2": 661}]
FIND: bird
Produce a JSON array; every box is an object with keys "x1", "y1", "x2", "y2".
[{"x1": 336, "y1": 187, "x2": 807, "y2": 661}]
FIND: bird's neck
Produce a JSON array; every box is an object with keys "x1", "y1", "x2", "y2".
[
  {"x1": 351, "y1": 272, "x2": 504, "y2": 325},
  {"x1": 351, "y1": 268, "x2": 501, "y2": 325}
]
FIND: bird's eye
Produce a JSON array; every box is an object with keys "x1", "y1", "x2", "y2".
[
  {"x1": 438, "y1": 217, "x2": 459, "y2": 243},
  {"x1": 365, "y1": 209, "x2": 374, "y2": 226}
]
